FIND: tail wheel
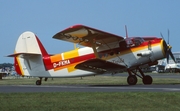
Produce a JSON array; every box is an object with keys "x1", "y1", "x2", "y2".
[
  {"x1": 127, "y1": 75, "x2": 137, "y2": 85},
  {"x1": 142, "y1": 75, "x2": 152, "y2": 85},
  {"x1": 36, "y1": 80, "x2": 42, "y2": 85}
]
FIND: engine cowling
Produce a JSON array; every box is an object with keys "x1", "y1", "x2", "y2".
[{"x1": 137, "y1": 50, "x2": 152, "y2": 57}]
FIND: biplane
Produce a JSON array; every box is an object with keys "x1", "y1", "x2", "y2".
[{"x1": 8, "y1": 25, "x2": 175, "y2": 85}]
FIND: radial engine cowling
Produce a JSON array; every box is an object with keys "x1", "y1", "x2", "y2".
[{"x1": 137, "y1": 50, "x2": 152, "y2": 57}]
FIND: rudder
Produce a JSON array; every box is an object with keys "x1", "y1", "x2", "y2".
[{"x1": 8, "y1": 31, "x2": 49, "y2": 76}]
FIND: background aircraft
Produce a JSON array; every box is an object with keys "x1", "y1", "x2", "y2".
[{"x1": 8, "y1": 25, "x2": 175, "y2": 85}]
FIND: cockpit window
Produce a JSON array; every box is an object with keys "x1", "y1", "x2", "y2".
[
  {"x1": 119, "y1": 37, "x2": 144, "y2": 49},
  {"x1": 125, "y1": 38, "x2": 134, "y2": 47},
  {"x1": 129, "y1": 37, "x2": 144, "y2": 47},
  {"x1": 126, "y1": 38, "x2": 133, "y2": 45}
]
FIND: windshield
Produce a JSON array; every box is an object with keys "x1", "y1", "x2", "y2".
[{"x1": 126, "y1": 37, "x2": 144, "y2": 47}]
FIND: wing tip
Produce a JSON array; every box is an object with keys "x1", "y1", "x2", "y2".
[
  {"x1": 57, "y1": 24, "x2": 84, "y2": 34},
  {"x1": 69, "y1": 24, "x2": 83, "y2": 29}
]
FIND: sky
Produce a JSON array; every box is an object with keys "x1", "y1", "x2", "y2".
[{"x1": 1, "y1": 0, "x2": 180, "y2": 63}]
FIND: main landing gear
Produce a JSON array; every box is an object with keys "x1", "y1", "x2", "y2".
[
  {"x1": 127, "y1": 68, "x2": 153, "y2": 85},
  {"x1": 36, "y1": 77, "x2": 48, "y2": 85}
]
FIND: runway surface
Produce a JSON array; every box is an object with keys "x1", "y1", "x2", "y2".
[
  {"x1": 1, "y1": 84, "x2": 180, "y2": 93},
  {"x1": 0, "y1": 73, "x2": 180, "y2": 93}
]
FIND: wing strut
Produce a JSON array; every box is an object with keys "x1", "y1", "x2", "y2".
[
  {"x1": 100, "y1": 39, "x2": 128, "y2": 67},
  {"x1": 91, "y1": 39, "x2": 100, "y2": 58}
]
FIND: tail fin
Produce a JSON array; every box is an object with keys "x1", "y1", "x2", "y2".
[{"x1": 8, "y1": 31, "x2": 50, "y2": 76}]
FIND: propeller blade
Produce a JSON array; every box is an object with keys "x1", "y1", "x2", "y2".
[
  {"x1": 161, "y1": 30, "x2": 174, "y2": 64},
  {"x1": 125, "y1": 25, "x2": 128, "y2": 38},
  {"x1": 166, "y1": 50, "x2": 169, "y2": 64},
  {"x1": 169, "y1": 49, "x2": 176, "y2": 63},
  {"x1": 168, "y1": 29, "x2": 170, "y2": 44},
  {"x1": 160, "y1": 32, "x2": 165, "y2": 40}
]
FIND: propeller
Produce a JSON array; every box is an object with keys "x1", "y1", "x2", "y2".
[
  {"x1": 160, "y1": 30, "x2": 176, "y2": 64},
  {"x1": 125, "y1": 25, "x2": 128, "y2": 38}
]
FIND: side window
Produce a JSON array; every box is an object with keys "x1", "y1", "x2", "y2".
[
  {"x1": 126, "y1": 39, "x2": 134, "y2": 47},
  {"x1": 134, "y1": 39, "x2": 141, "y2": 46},
  {"x1": 119, "y1": 38, "x2": 143, "y2": 49},
  {"x1": 126, "y1": 39, "x2": 133, "y2": 45},
  {"x1": 119, "y1": 40, "x2": 127, "y2": 50}
]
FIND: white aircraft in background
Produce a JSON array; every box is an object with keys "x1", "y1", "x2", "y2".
[{"x1": 8, "y1": 25, "x2": 175, "y2": 85}]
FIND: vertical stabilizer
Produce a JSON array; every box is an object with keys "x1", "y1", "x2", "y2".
[{"x1": 9, "y1": 31, "x2": 50, "y2": 76}]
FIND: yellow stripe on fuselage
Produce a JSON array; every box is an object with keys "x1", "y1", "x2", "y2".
[
  {"x1": 53, "y1": 61, "x2": 82, "y2": 72},
  {"x1": 121, "y1": 42, "x2": 161, "y2": 56},
  {"x1": 52, "y1": 49, "x2": 80, "y2": 72},
  {"x1": 64, "y1": 49, "x2": 79, "y2": 72},
  {"x1": 63, "y1": 49, "x2": 79, "y2": 59},
  {"x1": 133, "y1": 42, "x2": 160, "y2": 52},
  {"x1": 67, "y1": 65, "x2": 78, "y2": 72},
  {"x1": 16, "y1": 56, "x2": 24, "y2": 76}
]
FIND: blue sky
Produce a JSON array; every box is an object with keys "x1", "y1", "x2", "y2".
[{"x1": 1, "y1": 0, "x2": 180, "y2": 63}]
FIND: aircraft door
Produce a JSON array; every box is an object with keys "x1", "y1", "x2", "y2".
[{"x1": 119, "y1": 40, "x2": 127, "y2": 50}]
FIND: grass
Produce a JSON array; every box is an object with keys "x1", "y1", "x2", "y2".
[
  {"x1": 1, "y1": 76, "x2": 128, "y2": 85},
  {"x1": 1, "y1": 74, "x2": 180, "y2": 85},
  {"x1": 0, "y1": 74, "x2": 180, "y2": 111},
  {"x1": 0, "y1": 92, "x2": 180, "y2": 111}
]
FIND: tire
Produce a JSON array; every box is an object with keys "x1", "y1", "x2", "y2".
[
  {"x1": 36, "y1": 80, "x2": 41, "y2": 85},
  {"x1": 143, "y1": 75, "x2": 152, "y2": 85},
  {"x1": 127, "y1": 75, "x2": 137, "y2": 85}
]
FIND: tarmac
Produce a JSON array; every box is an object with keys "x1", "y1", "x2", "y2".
[{"x1": 0, "y1": 73, "x2": 180, "y2": 93}]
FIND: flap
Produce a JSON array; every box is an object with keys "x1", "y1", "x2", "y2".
[
  {"x1": 75, "y1": 58, "x2": 126, "y2": 73},
  {"x1": 53, "y1": 25, "x2": 124, "y2": 47}
]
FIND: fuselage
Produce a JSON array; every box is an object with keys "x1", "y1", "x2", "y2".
[{"x1": 19, "y1": 37, "x2": 165, "y2": 77}]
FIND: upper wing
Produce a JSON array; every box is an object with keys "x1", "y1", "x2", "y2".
[
  {"x1": 75, "y1": 58, "x2": 126, "y2": 73},
  {"x1": 53, "y1": 25, "x2": 124, "y2": 47}
]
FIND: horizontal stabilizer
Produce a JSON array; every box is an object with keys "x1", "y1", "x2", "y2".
[{"x1": 7, "y1": 53, "x2": 41, "y2": 57}]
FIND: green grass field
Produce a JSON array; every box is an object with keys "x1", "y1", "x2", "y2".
[
  {"x1": 0, "y1": 75, "x2": 180, "y2": 111},
  {"x1": 0, "y1": 92, "x2": 180, "y2": 111}
]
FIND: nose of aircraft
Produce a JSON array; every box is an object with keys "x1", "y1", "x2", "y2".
[{"x1": 162, "y1": 39, "x2": 176, "y2": 63}]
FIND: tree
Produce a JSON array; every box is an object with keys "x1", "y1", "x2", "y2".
[{"x1": 0, "y1": 63, "x2": 13, "y2": 68}]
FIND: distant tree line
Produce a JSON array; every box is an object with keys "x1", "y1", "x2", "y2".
[{"x1": 0, "y1": 63, "x2": 13, "y2": 68}]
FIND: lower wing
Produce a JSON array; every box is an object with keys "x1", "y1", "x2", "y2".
[{"x1": 75, "y1": 58, "x2": 127, "y2": 74}]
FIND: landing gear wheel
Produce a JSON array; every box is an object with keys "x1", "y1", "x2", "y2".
[
  {"x1": 36, "y1": 80, "x2": 41, "y2": 85},
  {"x1": 127, "y1": 75, "x2": 137, "y2": 85},
  {"x1": 142, "y1": 75, "x2": 152, "y2": 85}
]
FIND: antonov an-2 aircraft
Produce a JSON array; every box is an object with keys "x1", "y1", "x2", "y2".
[{"x1": 8, "y1": 25, "x2": 175, "y2": 85}]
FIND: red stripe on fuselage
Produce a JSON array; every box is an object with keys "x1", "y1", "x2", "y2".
[
  {"x1": 35, "y1": 36, "x2": 53, "y2": 70},
  {"x1": 52, "y1": 53, "x2": 96, "y2": 70},
  {"x1": 141, "y1": 38, "x2": 162, "y2": 46}
]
